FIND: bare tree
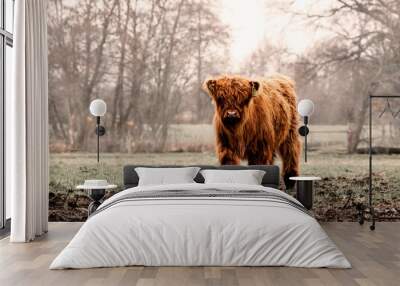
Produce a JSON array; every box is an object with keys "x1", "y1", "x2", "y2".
[
  {"x1": 48, "y1": 0, "x2": 118, "y2": 150},
  {"x1": 48, "y1": 0, "x2": 229, "y2": 152},
  {"x1": 240, "y1": 40, "x2": 289, "y2": 77},
  {"x1": 290, "y1": 0, "x2": 400, "y2": 152}
]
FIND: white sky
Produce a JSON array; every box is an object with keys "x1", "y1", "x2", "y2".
[{"x1": 219, "y1": 0, "x2": 334, "y2": 65}]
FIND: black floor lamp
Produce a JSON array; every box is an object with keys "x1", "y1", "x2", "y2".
[
  {"x1": 89, "y1": 99, "x2": 107, "y2": 162},
  {"x1": 297, "y1": 99, "x2": 315, "y2": 163}
]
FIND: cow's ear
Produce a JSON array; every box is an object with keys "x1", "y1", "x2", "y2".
[
  {"x1": 203, "y1": 79, "x2": 217, "y2": 97},
  {"x1": 250, "y1": 81, "x2": 260, "y2": 97}
]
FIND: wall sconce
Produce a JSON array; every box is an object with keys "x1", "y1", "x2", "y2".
[
  {"x1": 297, "y1": 99, "x2": 314, "y2": 163},
  {"x1": 89, "y1": 99, "x2": 107, "y2": 163}
]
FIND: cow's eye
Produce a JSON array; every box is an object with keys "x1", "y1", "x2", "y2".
[{"x1": 242, "y1": 97, "x2": 251, "y2": 106}]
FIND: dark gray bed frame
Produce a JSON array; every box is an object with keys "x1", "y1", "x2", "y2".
[{"x1": 123, "y1": 165, "x2": 280, "y2": 189}]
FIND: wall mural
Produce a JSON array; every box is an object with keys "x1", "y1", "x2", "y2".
[{"x1": 47, "y1": 0, "x2": 400, "y2": 222}]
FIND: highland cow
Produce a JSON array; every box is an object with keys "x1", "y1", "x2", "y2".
[{"x1": 203, "y1": 74, "x2": 301, "y2": 189}]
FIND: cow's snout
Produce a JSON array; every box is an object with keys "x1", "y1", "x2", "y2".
[
  {"x1": 222, "y1": 109, "x2": 241, "y2": 126},
  {"x1": 224, "y1": 110, "x2": 240, "y2": 119}
]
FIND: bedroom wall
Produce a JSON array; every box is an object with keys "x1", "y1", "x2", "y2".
[{"x1": 46, "y1": 0, "x2": 400, "y2": 222}]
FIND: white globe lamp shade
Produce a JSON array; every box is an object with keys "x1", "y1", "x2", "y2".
[
  {"x1": 89, "y1": 99, "x2": 107, "y2": 117},
  {"x1": 298, "y1": 99, "x2": 314, "y2": 117}
]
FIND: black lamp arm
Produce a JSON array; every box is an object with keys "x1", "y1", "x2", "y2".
[
  {"x1": 94, "y1": 116, "x2": 106, "y2": 163},
  {"x1": 298, "y1": 116, "x2": 309, "y2": 163}
]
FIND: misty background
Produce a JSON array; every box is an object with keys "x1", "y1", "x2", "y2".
[
  {"x1": 45, "y1": 0, "x2": 400, "y2": 222},
  {"x1": 47, "y1": 0, "x2": 400, "y2": 154}
]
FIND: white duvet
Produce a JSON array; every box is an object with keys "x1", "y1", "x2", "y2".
[{"x1": 50, "y1": 183, "x2": 351, "y2": 269}]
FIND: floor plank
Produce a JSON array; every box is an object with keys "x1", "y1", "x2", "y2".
[{"x1": 0, "y1": 222, "x2": 399, "y2": 286}]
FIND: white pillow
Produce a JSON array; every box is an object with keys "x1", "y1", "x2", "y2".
[
  {"x1": 135, "y1": 167, "x2": 201, "y2": 186},
  {"x1": 200, "y1": 169, "x2": 266, "y2": 185}
]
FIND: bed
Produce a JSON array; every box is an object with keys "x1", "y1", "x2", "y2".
[{"x1": 50, "y1": 165, "x2": 350, "y2": 269}]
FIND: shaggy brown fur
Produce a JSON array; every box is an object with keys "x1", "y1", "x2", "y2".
[{"x1": 203, "y1": 74, "x2": 301, "y2": 189}]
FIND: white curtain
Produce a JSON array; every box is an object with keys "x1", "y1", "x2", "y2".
[{"x1": 7, "y1": 0, "x2": 49, "y2": 242}]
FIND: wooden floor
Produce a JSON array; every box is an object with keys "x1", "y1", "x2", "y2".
[{"x1": 0, "y1": 222, "x2": 399, "y2": 286}]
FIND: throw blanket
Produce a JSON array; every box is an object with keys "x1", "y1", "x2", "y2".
[{"x1": 92, "y1": 188, "x2": 311, "y2": 218}]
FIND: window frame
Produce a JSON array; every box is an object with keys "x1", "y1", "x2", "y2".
[{"x1": 0, "y1": 0, "x2": 14, "y2": 232}]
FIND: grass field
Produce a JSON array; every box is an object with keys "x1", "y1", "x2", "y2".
[
  {"x1": 163, "y1": 124, "x2": 400, "y2": 151},
  {"x1": 49, "y1": 121, "x2": 400, "y2": 221},
  {"x1": 49, "y1": 150, "x2": 400, "y2": 222}
]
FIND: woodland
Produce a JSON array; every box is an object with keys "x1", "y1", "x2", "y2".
[{"x1": 48, "y1": 0, "x2": 400, "y2": 153}]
